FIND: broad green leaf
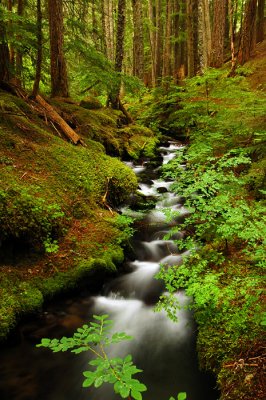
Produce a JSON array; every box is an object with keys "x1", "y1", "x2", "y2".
[
  {"x1": 114, "y1": 381, "x2": 123, "y2": 394},
  {"x1": 132, "y1": 383, "x2": 147, "y2": 392},
  {"x1": 178, "y1": 392, "x2": 187, "y2": 400},
  {"x1": 120, "y1": 386, "x2": 130, "y2": 398},
  {"x1": 82, "y1": 373, "x2": 95, "y2": 387},
  {"x1": 124, "y1": 354, "x2": 132, "y2": 363},
  {"x1": 94, "y1": 377, "x2": 104, "y2": 388},
  {"x1": 131, "y1": 389, "x2": 142, "y2": 400}
]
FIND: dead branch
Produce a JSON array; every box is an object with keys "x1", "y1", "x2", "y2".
[
  {"x1": 102, "y1": 177, "x2": 114, "y2": 215},
  {"x1": 35, "y1": 95, "x2": 86, "y2": 146},
  {"x1": 79, "y1": 80, "x2": 101, "y2": 95}
]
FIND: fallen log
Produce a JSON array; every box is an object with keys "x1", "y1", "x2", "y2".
[{"x1": 35, "y1": 95, "x2": 84, "y2": 145}]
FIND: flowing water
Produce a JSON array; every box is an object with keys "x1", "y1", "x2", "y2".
[{"x1": 0, "y1": 142, "x2": 218, "y2": 400}]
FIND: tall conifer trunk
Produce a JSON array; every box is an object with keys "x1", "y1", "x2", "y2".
[
  {"x1": 148, "y1": 0, "x2": 156, "y2": 87},
  {"x1": 48, "y1": 0, "x2": 69, "y2": 97},
  {"x1": 109, "y1": 0, "x2": 126, "y2": 110},
  {"x1": 155, "y1": 0, "x2": 163, "y2": 83},
  {"x1": 101, "y1": 0, "x2": 114, "y2": 62},
  {"x1": 16, "y1": 0, "x2": 24, "y2": 84},
  {"x1": 200, "y1": 0, "x2": 211, "y2": 68},
  {"x1": 163, "y1": 0, "x2": 172, "y2": 78},
  {"x1": 238, "y1": 0, "x2": 257, "y2": 64},
  {"x1": 132, "y1": 0, "x2": 144, "y2": 80},
  {"x1": 186, "y1": 0, "x2": 198, "y2": 77},
  {"x1": 32, "y1": 0, "x2": 42, "y2": 98},
  {"x1": 173, "y1": 0, "x2": 180, "y2": 82},
  {"x1": 210, "y1": 0, "x2": 227, "y2": 68},
  {"x1": 0, "y1": 1, "x2": 11, "y2": 84},
  {"x1": 256, "y1": 0, "x2": 265, "y2": 43}
]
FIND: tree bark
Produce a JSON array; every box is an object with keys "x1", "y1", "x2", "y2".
[
  {"x1": 7, "y1": 0, "x2": 15, "y2": 69},
  {"x1": 48, "y1": 0, "x2": 69, "y2": 97},
  {"x1": 186, "y1": 0, "x2": 198, "y2": 77},
  {"x1": 228, "y1": 0, "x2": 237, "y2": 76},
  {"x1": 173, "y1": 0, "x2": 180, "y2": 82},
  {"x1": 200, "y1": 0, "x2": 211, "y2": 68},
  {"x1": 256, "y1": 0, "x2": 265, "y2": 43},
  {"x1": 179, "y1": 0, "x2": 187, "y2": 78},
  {"x1": 109, "y1": 0, "x2": 127, "y2": 110},
  {"x1": 238, "y1": 0, "x2": 257, "y2": 64},
  {"x1": 15, "y1": 0, "x2": 24, "y2": 84},
  {"x1": 132, "y1": 0, "x2": 144, "y2": 80},
  {"x1": 163, "y1": 0, "x2": 172, "y2": 78},
  {"x1": 148, "y1": 0, "x2": 156, "y2": 87},
  {"x1": 91, "y1": 0, "x2": 99, "y2": 50},
  {"x1": 210, "y1": 0, "x2": 227, "y2": 68},
  {"x1": 0, "y1": 1, "x2": 11, "y2": 84},
  {"x1": 155, "y1": 0, "x2": 163, "y2": 83},
  {"x1": 101, "y1": 0, "x2": 115, "y2": 61},
  {"x1": 32, "y1": 0, "x2": 43, "y2": 98}
]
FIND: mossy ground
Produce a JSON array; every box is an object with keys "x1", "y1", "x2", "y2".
[{"x1": 0, "y1": 90, "x2": 156, "y2": 341}]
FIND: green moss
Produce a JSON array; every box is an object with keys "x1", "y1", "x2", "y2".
[
  {"x1": 0, "y1": 246, "x2": 124, "y2": 341},
  {"x1": 0, "y1": 278, "x2": 44, "y2": 341},
  {"x1": 80, "y1": 96, "x2": 103, "y2": 110},
  {"x1": 119, "y1": 125, "x2": 159, "y2": 159}
]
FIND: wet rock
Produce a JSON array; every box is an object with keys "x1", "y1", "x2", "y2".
[{"x1": 157, "y1": 187, "x2": 168, "y2": 193}]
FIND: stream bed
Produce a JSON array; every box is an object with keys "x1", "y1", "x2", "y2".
[{"x1": 0, "y1": 142, "x2": 219, "y2": 400}]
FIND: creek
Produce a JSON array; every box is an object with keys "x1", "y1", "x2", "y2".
[{"x1": 0, "y1": 142, "x2": 218, "y2": 400}]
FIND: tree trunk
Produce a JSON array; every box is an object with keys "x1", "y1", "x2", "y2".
[
  {"x1": 48, "y1": 0, "x2": 69, "y2": 97},
  {"x1": 32, "y1": 0, "x2": 43, "y2": 98},
  {"x1": 92, "y1": 0, "x2": 99, "y2": 50},
  {"x1": 155, "y1": 0, "x2": 163, "y2": 83},
  {"x1": 132, "y1": 0, "x2": 144, "y2": 80},
  {"x1": 7, "y1": 0, "x2": 15, "y2": 69},
  {"x1": 186, "y1": 0, "x2": 198, "y2": 77},
  {"x1": 173, "y1": 0, "x2": 180, "y2": 82},
  {"x1": 179, "y1": 0, "x2": 187, "y2": 78},
  {"x1": 238, "y1": 0, "x2": 257, "y2": 64},
  {"x1": 200, "y1": 0, "x2": 211, "y2": 68},
  {"x1": 148, "y1": 0, "x2": 156, "y2": 87},
  {"x1": 228, "y1": 0, "x2": 237, "y2": 76},
  {"x1": 193, "y1": 0, "x2": 199, "y2": 73},
  {"x1": 102, "y1": 0, "x2": 115, "y2": 62},
  {"x1": 109, "y1": 0, "x2": 126, "y2": 110},
  {"x1": 210, "y1": 0, "x2": 227, "y2": 68},
  {"x1": 256, "y1": 0, "x2": 265, "y2": 43},
  {"x1": 0, "y1": 1, "x2": 11, "y2": 84},
  {"x1": 15, "y1": 0, "x2": 24, "y2": 84},
  {"x1": 163, "y1": 0, "x2": 172, "y2": 78}
]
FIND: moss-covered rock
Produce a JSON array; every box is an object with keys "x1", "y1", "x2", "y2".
[
  {"x1": 119, "y1": 125, "x2": 160, "y2": 159},
  {"x1": 80, "y1": 96, "x2": 103, "y2": 110}
]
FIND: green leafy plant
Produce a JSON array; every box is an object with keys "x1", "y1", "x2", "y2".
[
  {"x1": 43, "y1": 237, "x2": 59, "y2": 254},
  {"x1": 37, "y1": 314, "x2": 187, "y2": 400},
  {"x1": 37, "y1": 314, "x2": 147, "y2": 400},
  {"x1": 170, "y1": 393, "x2": 187, "y2": 400}
]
